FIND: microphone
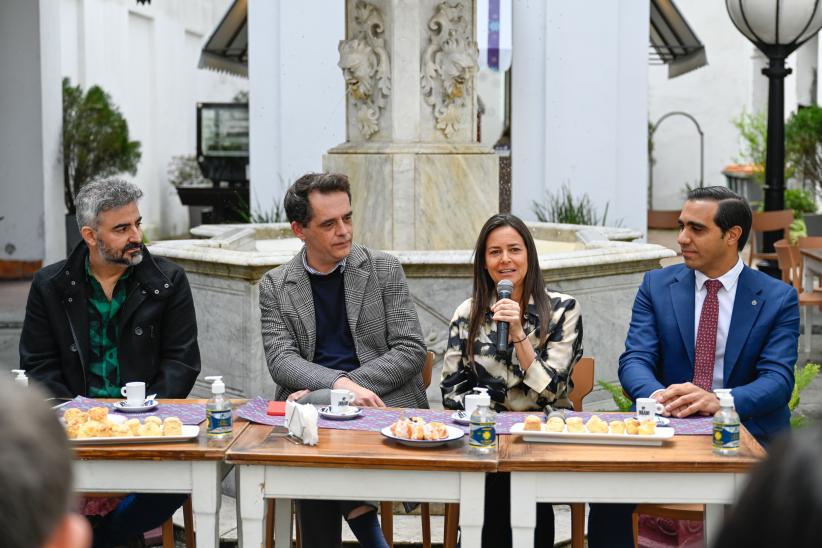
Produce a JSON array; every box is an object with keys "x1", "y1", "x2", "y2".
[{"x1": 496, "y1": 279, "x2": 514, "y2": 353}]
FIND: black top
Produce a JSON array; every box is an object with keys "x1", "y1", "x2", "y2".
[{"x1": 308, "y1": 267, "x2": 360, "y2": 372}]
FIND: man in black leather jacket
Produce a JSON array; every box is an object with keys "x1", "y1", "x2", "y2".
[{"x1": 20, "y1": 178, "x2": 200, "y2": 548}]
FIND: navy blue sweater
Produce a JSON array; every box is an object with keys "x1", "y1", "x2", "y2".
[{"x1": 308, "y1": 267, "x2": 360, "y2": 372}]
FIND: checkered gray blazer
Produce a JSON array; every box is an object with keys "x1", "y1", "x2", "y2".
[{"x1": 259, "y1": 243, "x2": 429, "y2": 408}]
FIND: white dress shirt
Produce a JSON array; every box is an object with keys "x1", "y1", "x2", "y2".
[{"x1": 693, "y1": 256, "x2": 744, "y2": 390}]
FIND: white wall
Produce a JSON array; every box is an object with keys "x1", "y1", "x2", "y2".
[
  {"x1": 0, "y1": 0, "x2": 63, "y2": 265},
  {"x1": 248, "y1": 0, "x2": 345, "y2": 214},
  {"x1": 59, "y1": 0, "x2": 247, "y2": 240},
  {"x1": 512, "y1": 0, "x2": 649, "y2": 234},
  {"x1": 648, "y1": 1, "x2": 818, "y2": 211}
]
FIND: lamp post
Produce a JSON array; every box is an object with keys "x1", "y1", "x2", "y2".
[{"x1": 726, "y1": 1, "x2": 822, "y2": 272}]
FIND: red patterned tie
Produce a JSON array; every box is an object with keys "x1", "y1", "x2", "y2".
[{"x1": 693, "y1": 279, "x2": 723, "y2": 391}]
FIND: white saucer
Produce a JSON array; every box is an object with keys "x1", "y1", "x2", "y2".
[
  {"x1": 636, "y1": 415, "x2": 670, "y2": 426},
  {"x1": 113, "y1": 400, "x2": 159, "y2": 413},
  {"x1": 451, "y1": 411, "x2": 470, "y2": 426},
  {"x1": 318, "y1": 405, "x2": 362, "y2": 420}
]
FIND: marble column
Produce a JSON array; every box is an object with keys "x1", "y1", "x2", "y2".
[{"x1": 324, "y1": 0, "x2": 498, "y2": 250}]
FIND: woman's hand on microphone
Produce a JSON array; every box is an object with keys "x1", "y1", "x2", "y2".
[{"x1": 491, "y1": 298, "x2": 526, "y2": 342}]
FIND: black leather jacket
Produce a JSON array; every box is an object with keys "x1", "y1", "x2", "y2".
[{"x1": 19, "y1": 242, "x2": 200, "y2": 399}]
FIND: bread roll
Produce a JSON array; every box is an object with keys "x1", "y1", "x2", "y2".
[
  {"x1": 523, "y1": 415, "x2": 543, "y2": 431},
  {"x1": 163, "y1": 417, "x2": 183, "y2": 436},
  {"x1": 87, "y1": 406, "x2": 109, "y2": 422}
]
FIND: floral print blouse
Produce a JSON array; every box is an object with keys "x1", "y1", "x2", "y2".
[{"x1": 440, "y1": 289, "x2": 583, "y2": 412}]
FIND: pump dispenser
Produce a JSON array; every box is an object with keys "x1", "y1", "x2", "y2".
[
  {"x1": 10, "y1": 370, "x2": 27, "y2": 387},
  {"x1": 205, "y1": 376, "x2": 232, "y2": 438},
  {"x1": 468, "y1": 387, "x2": 497, "y2": 453}
]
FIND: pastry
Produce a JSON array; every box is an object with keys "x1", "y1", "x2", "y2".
[
  {"x1": 624, "y1": 418, "x2": 640, "y2": 435},
  {"x1": 390, "y1": 418, "x2": 413, "y2": 439},
  {"x1": 63, "y1": 408, "x2": 86, "y2": 425},
  {"x1": 638, "y1": 421, "x2": 657, "y2": 436},
  {"x1": 586, "y1": 416, "x2": 608, "y2": 433},
  {"x1": 144, "y1": 416, "x2": 162, "y2": 426},
  {"x1": 425, "y1": 422, "x2": 449, "y2": 440},
  {"x1": 163, "y1": 417, "x2": 183, "y2": 436},
  {"x1": 77, "y1": 420, "x2": 102, "y2": 439},
  {"x1": 125, "y1": 418, "x2": 141, "y2": 435},
  {"x1": 65, "y1": 423, "x2": 81, "y2": 439},
  {"x1": 411, "y1": 421, "x2": 426, "y2": 440},
  {"x1": 544, "y1": 417, "x2": 565, "y2": 432},
  {"x1": 110, "y1": 424, "x2": 132, "y2": 437},
  {"x1": 87, "y1": 406, "x2": 109, "y2": 422},
  {"x1": 523, "y1": 415, "x2": 543, "y2": 431},
  {"x1": 566, "y1": 416, "x2": 585, "y2": 433},
  {"x1": 609, "y1": 421, "x2": 626, "y2": 434},
  {"x1": 138, "y1": 422, "x2": 162, "y2": 437}
]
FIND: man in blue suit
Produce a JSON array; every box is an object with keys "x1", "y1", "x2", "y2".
[{"x1": 588, "y1": 186, "x2": 799, "y2": 548}]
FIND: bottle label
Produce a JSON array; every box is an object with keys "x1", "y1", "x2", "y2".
[
  {"x1": 713, "y1": 423, "x2": 740, "y2": 450},
  {"x1": 207, "y1": 409, "x2": 232, "y2": 434},
  {"x1": 469, "y1": 423, "x2": 496, "y2": 447}
]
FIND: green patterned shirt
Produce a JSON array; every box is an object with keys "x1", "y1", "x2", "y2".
[{"x1": 85, "y1": 257, "x2": 131, "y2": 398}]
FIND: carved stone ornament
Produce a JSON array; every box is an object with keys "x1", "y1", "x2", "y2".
[
  {"x1": 338, "y1": 1, "x2": 391, "y2": 139},
  {"x1": 421, "y1": 2, "x2": 479, "y2": 138}
]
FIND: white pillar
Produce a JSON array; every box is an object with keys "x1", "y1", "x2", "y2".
[{"x1": 0, "y1": 0, "x2": 64, "y2": 273}]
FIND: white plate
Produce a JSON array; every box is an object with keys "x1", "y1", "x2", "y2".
[
  {"x1": 112, "y1": 400, "x2": 159, "y2": 413},
  {"x1": 380, "y1": 425, "x2": 465, "y2": 448},
  {"x1": 70, "y1": 424, "x2": 200, "y2": 445},
  {"x1": 510, "y1": 423, "x2": 675, "y2": 447},
  {"x1": 451, "y1": 411, "x2": 470, "y2": 425},
  {"x1": 318, "y1": 406, "x2": 362, "y2": 420}
]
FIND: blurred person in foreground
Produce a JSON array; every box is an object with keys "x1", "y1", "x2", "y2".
[
  {"x1": 713, "y1": 423, "x2": 822, "y2": 548},
  {"x1": 589, "y1": 186, "x2": 800, "y2": 548},
  {"x1": 440, "y1": 213, "x2": 583, "y2": 547},
  {"x1": 259, "y1": 172, "x2": 427, "y2": 548},
  {"x1": 19, "y1": 179, "x2": 200, "y2": 547},
  {"x1": 0, "y1": 377, "x2": 91, "y2": 548}
]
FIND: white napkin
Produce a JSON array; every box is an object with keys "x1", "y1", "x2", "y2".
[{"x1": 285, "y1": 401, "x2": 319, "y2": 445}]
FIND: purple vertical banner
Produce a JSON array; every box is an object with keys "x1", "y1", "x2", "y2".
[{"x1": 487, "y1": 0, "x2": 500, "y2": 71}]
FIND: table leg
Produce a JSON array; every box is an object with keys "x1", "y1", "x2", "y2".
[
  {"x1": 273, "y1": 498, "x2": 293, "y2": 548},
  {"x1": 458, "y1": 472, "x2": 486, "y2": 548},
  {"x1": 237, "y1": 465, "x2": 266, "y2": 548},
  {"x1": 191, "y1": 461, "x2": 222, "y2": 548},
  {"x1": 704, "y1": 503, "x2": 725, "y2": 546},
  {"x1": 509, "y1": 472, "x2": 537, "y2": 548}
]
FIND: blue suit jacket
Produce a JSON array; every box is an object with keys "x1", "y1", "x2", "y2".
[{"x1": 618, "y1": 263, "x2": 799, "y2": 442}]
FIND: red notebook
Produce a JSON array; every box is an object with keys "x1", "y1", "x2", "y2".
[{"x1": 267, "y1": 401, "x2": 287, "y2": 416}]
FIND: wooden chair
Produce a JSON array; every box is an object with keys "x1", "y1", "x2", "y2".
[
  {"x1": 748, "y1": 209, "x2": 793, "y2": 267},
  {"x1": 440, "y1": 356, "x2": 596, "y2": 548},
  {"x1": 646, "y1": 210, "x2": 680, "y2": 230},
  {"x1": 797, "y1": 236, "x2": 822, "y2": 291},
  {"x1": 266, "y1": 352, "x2": 437, "y2": 548},
  {"x1": 774, "y1": 239, "x2": 822, "y2": 353}
]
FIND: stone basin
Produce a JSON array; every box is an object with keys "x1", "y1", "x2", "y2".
[{"x1": 149, "y1": 223, "x2": 674, "y2": 403}]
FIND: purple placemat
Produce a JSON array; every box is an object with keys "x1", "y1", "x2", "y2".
[
  {"x1": 235, "y1": 398, "x2": 713, "y2": 435},
  {"x1": 60, "y1": 396, "x2": 206, "y2": 425}
]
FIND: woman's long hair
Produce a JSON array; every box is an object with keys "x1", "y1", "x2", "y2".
[{"x1": 467, "y1": 214, "x2": 552, "y2": 364}]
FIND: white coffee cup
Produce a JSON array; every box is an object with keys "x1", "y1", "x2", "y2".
[
  {"x1": 330, "y1": 389, "x2": 356, "y2": 413},
  {"x1": 636, "y1": 397, "x2": 665, "y2": 422},
  {"x1": 121, "y1": 381, "x2": 146, "y2": 407}
]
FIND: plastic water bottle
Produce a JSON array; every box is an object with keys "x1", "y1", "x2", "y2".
[
  {"x1": 205, "y1": 375, "x2": 233, "y2": 439},
  {"x1": 469, "y1": 388, "x2": 497, "y2": 453},
  {"x1": 713, "y1": 391, "x2": 740, "y2": 456}
]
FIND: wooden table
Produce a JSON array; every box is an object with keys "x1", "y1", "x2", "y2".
[
  {"x1": 499, "y1": 425, "x2": 765, "y2": 547},
  {"x1": 70, "y1": 399, "x2": 249, "y2": 548},
  {"x1": 227, "y1": 424, "x2": 496, "y2": 548}
]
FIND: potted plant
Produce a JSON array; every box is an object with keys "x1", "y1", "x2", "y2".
[{"x1": 62, "y1": 77, "x2": 141, "y2": 254}]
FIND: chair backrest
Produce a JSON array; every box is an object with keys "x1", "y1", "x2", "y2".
[
  {"x1": 749, "y1": 209, "x2": 794, "y2": 265},
  {"x1": 422, "y1": 351, "x2": 434, "y2": 389},
  {"x1": 647, "y1": 210, "x2": 680, "y2": 230},
  {"x1": 798, "y1": 236, "x2": 822, "y2": 250},
  {"x1": 773, "y1": 239, "x2": 802, "y2": 290},
  {"x1": 569, "y1": 356, "x2": 595, "y2": 411}
]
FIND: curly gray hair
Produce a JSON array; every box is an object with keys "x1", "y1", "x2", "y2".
[{"x1": 75, "y1": 179, "x2": 143, "y2": 230}]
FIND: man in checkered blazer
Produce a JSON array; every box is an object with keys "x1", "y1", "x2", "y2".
[{"x1": 258, "y1": 172, "x2": 428, "y2": 548}]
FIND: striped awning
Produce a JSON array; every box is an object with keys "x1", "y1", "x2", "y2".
[
  {"x1": 198, "y1": 0, "x2": 248, "y2": 78},
  {"x1": 650, "y1": 0, "x2": 708, "y2": 78}
]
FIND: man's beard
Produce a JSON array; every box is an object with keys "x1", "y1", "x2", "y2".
[{"x1": 98, "y1": 238, "x2": 143, "y2": 266}]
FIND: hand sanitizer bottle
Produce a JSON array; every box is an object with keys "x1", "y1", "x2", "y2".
[
  {"x1": 469, "y1": 387, "x2": 497, "y2": 453},
  {"x1": 10, "y1": 370, "x2": 28, "y2": 387},
  {"x1": 205, "y1": 376, "x2": 232, "y2": 439},
  {"x1": 713, "y1": 391, "x2": 740, "y2": 456}
]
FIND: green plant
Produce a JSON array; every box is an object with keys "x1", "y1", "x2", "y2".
[
  {"x1": 597, "y1": 380, "x2": 633, "y2": 412},
  {"x1": 784, "y1": 188, "x2": 817, "y2": 219},
  {"x1": 733, "y1": 110, "x2": 768, "y2": 171},
  {"x1": 62, "y1": 78, "x2": 141, "y2": 213},
  {"x1": 234, "y1": 195, "x2": 285, "y2": 223},
  {"x1": 790, "y1": 362, "x2": 820, "y2": 428},
  {"x1": 167, "y1": 155, "x2": 209, "y2": 187},
  {"x1": 532, "y1": 184, "x2": 619, "y2": 226},
  {"x1": 786, "y1": 105, "x2": 822, "y2": 193}
]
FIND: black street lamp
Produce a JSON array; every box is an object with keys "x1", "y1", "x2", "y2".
[{"x1": 726, "y1": 1, "x2": 822, "y2": 270}]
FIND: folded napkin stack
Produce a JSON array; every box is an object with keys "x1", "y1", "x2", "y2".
[{"x1": 285, "y1": 401, "x2": 319, "y2": 445}]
